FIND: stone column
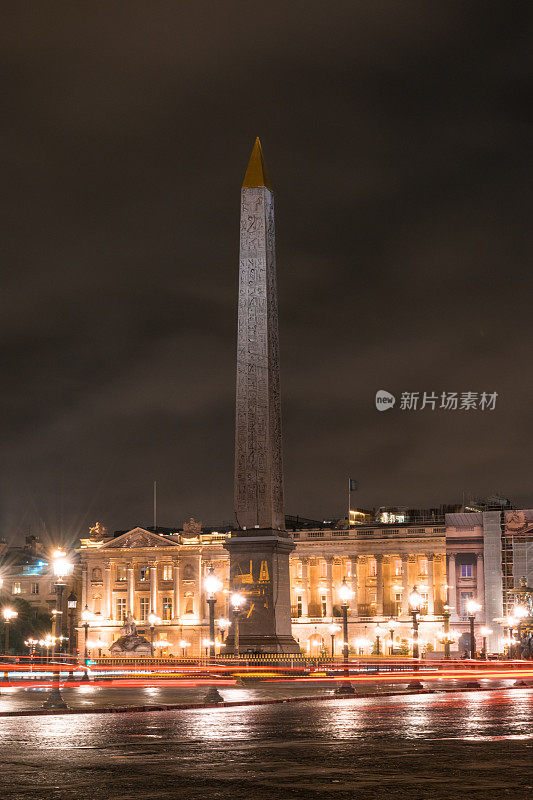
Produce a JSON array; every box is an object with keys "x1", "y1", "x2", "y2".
[
  {"x1": 325, "y1": 557, "x2": 334, "y2": 618},
  {"x1": 172, "y1": 560, "x2": 180, "y2": 621},
  {"x1": 127, "y1": 564, "x2": 135, "y2": 618},
  {"x1": 447, "y1": 553, "x2": 456, "y2": 615},
  {"x1": 426, "y1": 554, "x2": 435, "y2": 615},
  {"x1": 150, "y1": 563, "x2": 158, "y2": 616},
  {"x1": 401, "y1": 556, "x2": 409, "y2": 616},
  {"x1": 349, "y1": 556, "x2": 359, "y2": 616},
  {"x1": 476, "y1": 553, "x2": 485, "y2": 619},
  {"x1": 103, "y1": 562, "x2": 112, "y2": 619},
  {"x1": 300, "y1": 558, "x2": 309, "y2": 617},
  {"x1": 375, "y1": 555, "x2": 384, "y2": 616}
]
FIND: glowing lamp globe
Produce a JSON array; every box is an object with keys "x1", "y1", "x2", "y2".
[
  {"x1": 338, "y1": 578, "x2": 354, "y2": 604},
  {"x1": 408, "y1": 587, "x2": 422, "y2": 611},
  {"x1": 230, "y1": 592, "x2": 245, "y2": 610},
  {"x1": 204, "y1": 568, "x2": 223, "y2": 596},
  {"x1": 465, "y1": 600, "x2": 482, "y2": 616}
]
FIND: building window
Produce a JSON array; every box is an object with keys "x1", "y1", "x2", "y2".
[
  {"x1": 162, "y1": 597, "x2": 173, "y2": 620},
  {"x1": 296, "y1": 595, "x2": 303, "y2": 617},
  {"x1": 461, "y1": 564, "x2": 473, "y2": 578},
  {"x1": 460, "y1": 592, "x2": 473, "y2": 617},
  {"x1": 139, "y1": 566, "x2": 149, "y2": 581},
  {"x1": 91, "y1": 567, "x2": 102, "y2": 582},
  {"x1": 162, "y1": 564, "x2": 172, "y2": 581},
  {"x1": 346, "y1": 561, "x2": 352, "y2": 578},
  {"x1": 184, "y1": 592, "x2": 194, "y2": 614},
  {"x1": 31, "y1": 582, "x2": 39, "y2": 595},
  {"x1": 12, "y1": 582, "x2": 21, "y2": 595},
  {"x1": 116, "y1": 598, "x2": 126, "y2": 621},
  {"x1": 395, "y1": 592, "x2": 402, "y2": 603},
  {"x1": 320, "y1": 561, "x2": 327, "y2": 578},
  {"x1": 419, "y1": 559, "x2": 428, "y2": 576},
  {"x1": 395, "y1": 560, "x2": 402, "y2": 576},
  {"x1": 420, "y1": 592, "x2": 429, "y2": 613},
  {"x1": 370, "y1": 560, "x2": 377, "y2": 577},
  {"x1": 320, "y1": 594, "x2": 328, "y2": 617},
  {"x1": 296, "y1": 562, "x2": 302, "y2": 579},
  {"x1": 116, "y1": 565, "x2": 126, "y2": 582},
  {"x1": 139, "y1": 598, "x2": 149, "y2": 622}
]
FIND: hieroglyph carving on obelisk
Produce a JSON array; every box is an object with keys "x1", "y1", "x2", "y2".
[{"x1": 234, "y1": 138, "x2": 284, "y2": 531}]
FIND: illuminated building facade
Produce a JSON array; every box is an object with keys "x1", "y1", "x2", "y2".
[{"x1": 77, "y1": 519, "x2": 454, "y2": 658}]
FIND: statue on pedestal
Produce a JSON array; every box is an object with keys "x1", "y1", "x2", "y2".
[{"x1": 109, "y1": 614, "x2": 151, "y2": 655}]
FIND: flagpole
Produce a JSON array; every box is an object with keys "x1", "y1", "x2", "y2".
[
  {"x1": 153, "y1": 480, "x2": 157, "y2": 531},
  {"x1": 348, "y1": 477, "x2": 351, "y2": 529}
]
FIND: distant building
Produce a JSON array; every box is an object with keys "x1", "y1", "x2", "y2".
[{"x1": 77, "y1": 518, "x2": 449, "y2": 658}]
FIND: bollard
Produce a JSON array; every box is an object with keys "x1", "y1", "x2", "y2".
[
  {"x1": 42, "y1": 686, "x2": 69, "y2": 710},
  {"x1": 203, "y1": 686, "x2": 224, "y2": 704}
]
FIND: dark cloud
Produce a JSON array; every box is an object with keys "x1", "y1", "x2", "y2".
[{"x1": 1, "y1": 2, "x2": 532, "y2": 541}]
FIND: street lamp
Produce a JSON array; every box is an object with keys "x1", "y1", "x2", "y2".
[
  {"x1": 147, "y1": 611, "x2": 160, "y2": 658},
  {"x1": 230, "y1": 591, "x2": 245, "y2": 657},
  {"x1": 408, "y1": 587, "x2": 422, "y2": 659},
  {"x1": 81, "y1": 604, "x2": 93, "y2": 665},
  {"x1": 480, "y1": 626, "x2": 493, "y2": 659},
  {"x1": 179, "y1": 639, "x2": 190, "y2": 658},
  {"x1": 67, "y1": 591, "x2": 77, "y2": 659},
  {"x1": 204, "y1": 566, "x2": 223, "y2": 660},
  {"x1": 52, "y1": 549, "x2": 72, "y2": 657},
  {"x1": 203, "y1": 637, "x2": 213, "y2": 658},
  {"x1": 217, "y1": 617, "x2": 231, "y2": 645},
  {"x1": 328, "y1": 623, "x2": 341, "y2": 659},
  {"x1": 387, "y1": 618, "x2": 399, "y2": 655},
  {"x1": 2, "y1": 607, "x2": 18, "y2": 655},
  {"x1": 442, "y1": 604, "x2": 453, "y2": 659},
  {"x1": 465, "y1": 599, "x2": 482, "y2": 659},
  {"x1": 374, "y1": 624, "x2": 387, "y2": 656},
  {"x1": 336, "y1": 577, "x2": 355, "y2": 694}
]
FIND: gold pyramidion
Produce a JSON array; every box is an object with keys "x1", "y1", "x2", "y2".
[{"x1": 242, "y1": 137, "x2": 272, "y2": 191}]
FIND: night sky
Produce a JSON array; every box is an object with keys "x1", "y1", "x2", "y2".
[{"x1": 2, "y1": 3, "x2": 532, "y2": 543}]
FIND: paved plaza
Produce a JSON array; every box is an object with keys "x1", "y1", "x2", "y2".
[{"x1": 0, "y1": 689, "x2": 532, "y2": 799}]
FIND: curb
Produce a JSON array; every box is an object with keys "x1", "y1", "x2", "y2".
[{"x1": 0, "y1": 684, "x2": 529, "y2": 718}]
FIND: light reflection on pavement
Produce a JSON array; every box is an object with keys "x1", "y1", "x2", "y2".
[{"x1": 0, "y1": 689, "x2": 531, "y2": 799}]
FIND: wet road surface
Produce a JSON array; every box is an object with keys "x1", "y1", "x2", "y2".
[{"x1": 0, "y1": 689, "x2": 532, "y2": 800}]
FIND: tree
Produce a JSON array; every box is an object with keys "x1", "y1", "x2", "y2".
[{"x1": 0, "y1": 594, "x2": 53, "y2": 654}]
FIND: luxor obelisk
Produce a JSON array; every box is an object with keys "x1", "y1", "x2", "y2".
[{"x1": 224, "y1": 138, "x2": 299, "y2": 653}]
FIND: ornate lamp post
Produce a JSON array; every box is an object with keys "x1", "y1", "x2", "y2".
[
  {"x1": 335, "y1": 577, "x2": 355, "y2": 694},
  {"x1": 442, "y1": 604, "x2": 452, "y2": 659},
  {"x1": 217, "y1": 617, "x2": 231, "y2": 646},
  {"x1": 328, "y1": 623, "x2": 341, "y2": 659},
  {"x1": 387, "y1": 618, "x2": 399, "y2": 655},
  {"x1": 408, "y1": 587, "x2": 422, "y2": 660},
  {"x1": 374, "y1": 624, "x2": 387, "y2": 656},
  {"x1": 480, "y1": 626, "x2": 493, "y2": 659},
  {"x1": 2, "y1": 607, "x2": 18, "y2": 655},
  {"x1": 52, "y1": 549, "x2": 72, "y2": 657},
  {"x1": 466, "y1": 599, "x2": 482, "y2": 659},
  {"x1": 204, "y1": 566, "x2": 223, "y2": 660},
  {"x1": 81, "y1": 604, "x2": 93, "y2": 666},
  {"x1": 179, "y1": 639, "x2": 190, "y2": 658},
  {"x1": 147, "y1": 611, "x2": 161, "y2": 658},
  {"x1": 230, "y1": 592, "x2": 245, "y2": 657},
  {"x1": 67, "y1": 591, "x2": 77, "y2": 658}
]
